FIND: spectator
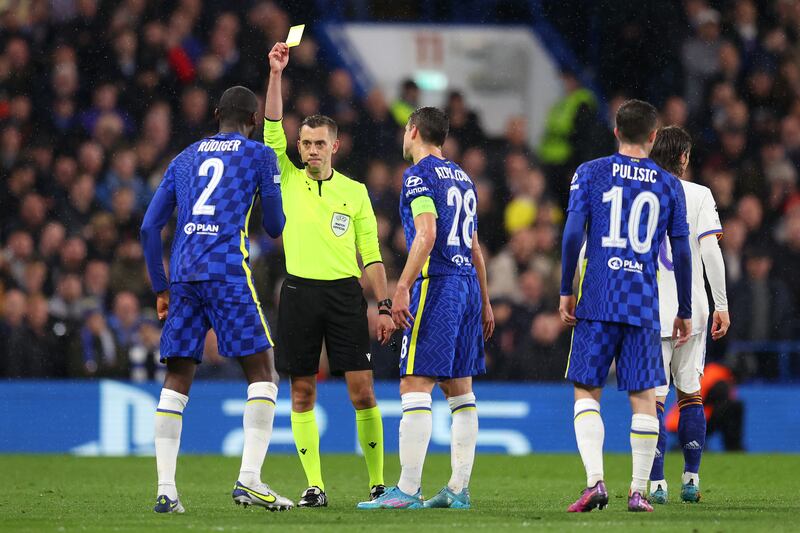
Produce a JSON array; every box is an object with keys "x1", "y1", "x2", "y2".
[
  {"x1": 49, "y1": 273, "x2": 85, "y2": 324},
  {"x1": 83, "y1": 259, "x2": 111, "y2": 312},
  {"x1": 69, "y1": 308, "x2": 121, "y2": 378},
  {"x1": 128, "y1": 320, "x2": 165, "y2": 382},
  {"x1": 0, "y1": 288, "x2": 27, "y2": 375},
  {"x1": 683, "y1": 9, "x2": 723, "y2": 114},
  {"x1": 109, "y1": 239, "x2": 148, "y2": 298},
  {"x1": 107, "y1": 291, "x2": 142, "y2": 356},
  {"x1": 6, "y1": 294, "x2": 67, "y2": 378},
  {"x1": 729, "y1": 246, "x2": 796, "y2": 379}
]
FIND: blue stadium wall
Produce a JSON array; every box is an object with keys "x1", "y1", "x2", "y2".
[{"x1": 1, "y1": 381, "x2": 796, "y2": 454}]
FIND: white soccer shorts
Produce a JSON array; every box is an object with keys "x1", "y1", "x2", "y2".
[{"x1": 656, "y1": 330, "x2": 707, "y2": 397}]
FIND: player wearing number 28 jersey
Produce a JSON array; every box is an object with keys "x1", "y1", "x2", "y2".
[
  {"x1": 559, "y1": 100, "x2": 693, "y2": 513},
  {"x1": 359, "y1": 107, "x2": 494, "y2": 511}
]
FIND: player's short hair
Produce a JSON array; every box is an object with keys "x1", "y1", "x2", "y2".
[
  {"x1": 217, "y1": 86, "x2": 257, "y2": 125},
  {"x1": 650, "y1": 125, "x2": 692, "y2": 177},
  {"x1": 615, "y1": 99, "x2": 659, "y2": 144},
  {"x1": 300, "y1": 114, "x2": 338, "y2": 139},
  {"x1": 408, "y1": 106, "x2": 449, "y2": 146}
]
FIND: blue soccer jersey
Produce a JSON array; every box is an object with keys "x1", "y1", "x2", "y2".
[
  {"x1": 397, "y1": 155, "x2": 485, "y2": 379},
  {"x1": 569, "y1": 154, "x2": 689, "y2": 330},
  {"x1": 400, "y1": 155, "x2": 477, "y2": 277},
  {"x1": 150, "y1": 132, "x2": 282, "y2": 288},
  {"x1": 141, "y1": 131, "x2": 285, "y2": 360}
]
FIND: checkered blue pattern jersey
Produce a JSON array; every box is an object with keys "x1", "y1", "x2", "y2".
[
  {"x1": 569, "y1": 153, "x2": 689, "y2": 330},
  {"x1": 155, "y1": 132, "x2": 280, "y2": 285},
  {"x1": 400, "y1": 155, "x2": 477, "y2": 277}
]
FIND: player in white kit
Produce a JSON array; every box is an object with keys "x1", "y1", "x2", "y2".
[{"x1": 648, "y1": 126, "x2": 730, "y2": 504}]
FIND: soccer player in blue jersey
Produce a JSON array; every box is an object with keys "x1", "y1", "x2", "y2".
[
  {"x1": 559, "y1": 99, "x2": 693, "y2": 513},
  {"x1": 141, "y1": 86, "x2": 293, "y2": 513},
  {"x1": 359, "y1": 107, "x2": 495, "y2": 510}
]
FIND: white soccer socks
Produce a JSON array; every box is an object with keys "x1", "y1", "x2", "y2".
[
  {"x1": 397, "y1": 392, "x2": 432, "y2": 495},
  {"x1": 573, "y1": 398, "x2": 605, "y2": 487},
  {"x1": 238, "y1": 381, "x2": 279, "y2": 486},
  {"x1": 155, "y1": 388, "x2": 189, "y2": 499},
  {"x1": 630, "y1": 413, "x2": 660, "y2": 494},
  {"x1": 447, "y1": 392, "x2": 478, "y2": 493}
]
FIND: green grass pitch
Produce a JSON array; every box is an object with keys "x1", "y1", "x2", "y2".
[{"x1": 2, "y1": 453, "x2": 798, "y2": 532}]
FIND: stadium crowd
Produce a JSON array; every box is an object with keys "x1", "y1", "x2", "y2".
[{"x1": 0, "y1": 0, "x2": 797, "y2": 382}]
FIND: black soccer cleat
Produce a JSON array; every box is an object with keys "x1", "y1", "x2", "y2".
[{"x1": 298, "y1": 486, "x2": 328, "y2": 507}]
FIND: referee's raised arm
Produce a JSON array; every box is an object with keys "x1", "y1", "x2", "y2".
[{"x1": 264, "y1": 42, "x2": 295, "y2": 181}]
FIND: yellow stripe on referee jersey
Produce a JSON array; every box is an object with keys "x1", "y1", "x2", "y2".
[
  {"x1": 240, "y1": 198, "x2": 274, "y2": 346},
  {"x1": 564, "y1": 258, "x2": 588, "y2": 378},
  {"x1": 406, "y1": 275, "x2": 431, "y2": 375}
]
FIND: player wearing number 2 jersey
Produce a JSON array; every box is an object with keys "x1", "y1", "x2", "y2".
[
  {"x1": 559, "y1": 100, "x2": 693, "y2": 513},
  {"x1": 359, "y1": 107, "x2": 494, "y2": 511},
  {"x1": 141, "y1": 86, "x2": 293, "y2": 513}
]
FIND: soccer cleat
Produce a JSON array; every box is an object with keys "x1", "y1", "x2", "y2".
[
  {"x1": 680, "y1": 479, "x2": 701, "y2": 503},
  {"x1": 298, "y1": 486, "x2": 328, "y2": 507},
  {"x1": 357, "y1": 486, "x2": 423, "y2": 509},
  {"x1": 649, "y1": 482, "x2": 668, "y2": 504},
  {"x1": 370, "y1": 484, "x2": 387, "y2": 500},
  {"x1": 153, "y1": 494, "x2": 185, "y2": 514},
  {"x1": 423, "y1": 487, "x2": 471, "y2": 509},
  {"x1": 628, "y1": 491, "x2": 654, "y2": 512},
  {"x1": 232, "y1": 481, "x2": 293, "y2": 511},
  {"x1": 567, "y1": 481, "x2": 608, "y2": 512}
]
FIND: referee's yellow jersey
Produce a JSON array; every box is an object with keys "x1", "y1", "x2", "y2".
[{"x1": 264, "y1": 119, "x2": 382, "y2": 280}]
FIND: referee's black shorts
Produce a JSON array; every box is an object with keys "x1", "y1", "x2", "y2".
[{"x1": 276, "y1": 275, "x2": 372, "y2": 377}]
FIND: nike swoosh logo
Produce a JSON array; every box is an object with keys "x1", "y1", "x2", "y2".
[{"x1": 242, "y1": 487, "x2": 277, "y2": 503}]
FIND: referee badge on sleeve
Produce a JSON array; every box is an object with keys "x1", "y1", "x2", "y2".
[{"x1": 331, "y1": 212, "x2": 351, "y2": 236}]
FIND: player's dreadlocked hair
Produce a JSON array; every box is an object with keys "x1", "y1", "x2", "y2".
[{"x1": 650, "y1": 125, "x2": 692, "y2": 178}]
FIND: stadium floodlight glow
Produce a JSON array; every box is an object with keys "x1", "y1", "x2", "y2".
[{"x1": 413, "y1": 70, "x2": 448, "y2": 91}]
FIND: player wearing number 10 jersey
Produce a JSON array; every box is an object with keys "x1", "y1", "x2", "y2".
[
  {"x1": 141, "y1": 86, "x2": 293, "y2": 513},
  {"x1": 559, "y1": 100, "x2": 693, "y2": 513}
]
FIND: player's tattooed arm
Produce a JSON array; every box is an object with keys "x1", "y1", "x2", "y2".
[{"x1": 471, "y1": 232, "x2": 495, "y2": 340}]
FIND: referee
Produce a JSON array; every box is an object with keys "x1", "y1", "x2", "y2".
[{"x1": 264, "y1": 42, "x2": 395, "y2": 508}]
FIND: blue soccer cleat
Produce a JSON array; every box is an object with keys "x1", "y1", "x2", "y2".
[
  {"x1": 681, "y1": 479, "x2": 701, "y2": 503},
  {"x1": 423, "y1": 487, "x2": 471, "y2": 509},
  {"x1": 649, "y1": 481, "x2": 668, "y2": 504},
  {"x1": 232, "y1": 480, "x2": 293, "y2": 511},
  {"x1": 153, "y1": 494, "x2": 185, "y2": 514},
  {"x1": 356, "y1": 486, "x2": 423, "y2": 509}
]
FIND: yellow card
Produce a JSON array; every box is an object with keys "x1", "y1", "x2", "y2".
[{"x1": 286, "y1": 24, "x2": 305, "y2": 47}]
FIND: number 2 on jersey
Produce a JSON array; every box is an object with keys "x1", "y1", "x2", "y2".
[
  {"x1": 192, "y1": 157, "x2": 224, "y2": 216},
  {"x1": 601, "y1": 186, "x2": 660, "y2": 253},
  {"x1": 446, "y1": 186, "x2": 476, "y2": 247}
]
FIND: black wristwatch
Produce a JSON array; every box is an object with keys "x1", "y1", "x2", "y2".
[{"x1": 377, "y1": 298, "x2": 392, "y2": 310}]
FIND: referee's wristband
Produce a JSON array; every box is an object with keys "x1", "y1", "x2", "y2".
[
  {"x1": 378, "y1": 309, "x2": 392, "y2": 317},
  {"x1": 377, "y1": 298, "x2": 392, "y2": 310}
]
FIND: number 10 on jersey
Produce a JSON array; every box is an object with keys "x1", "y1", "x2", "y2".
[{"x1": 601, "y1": 186, "x2": 660, "y2": 254}]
